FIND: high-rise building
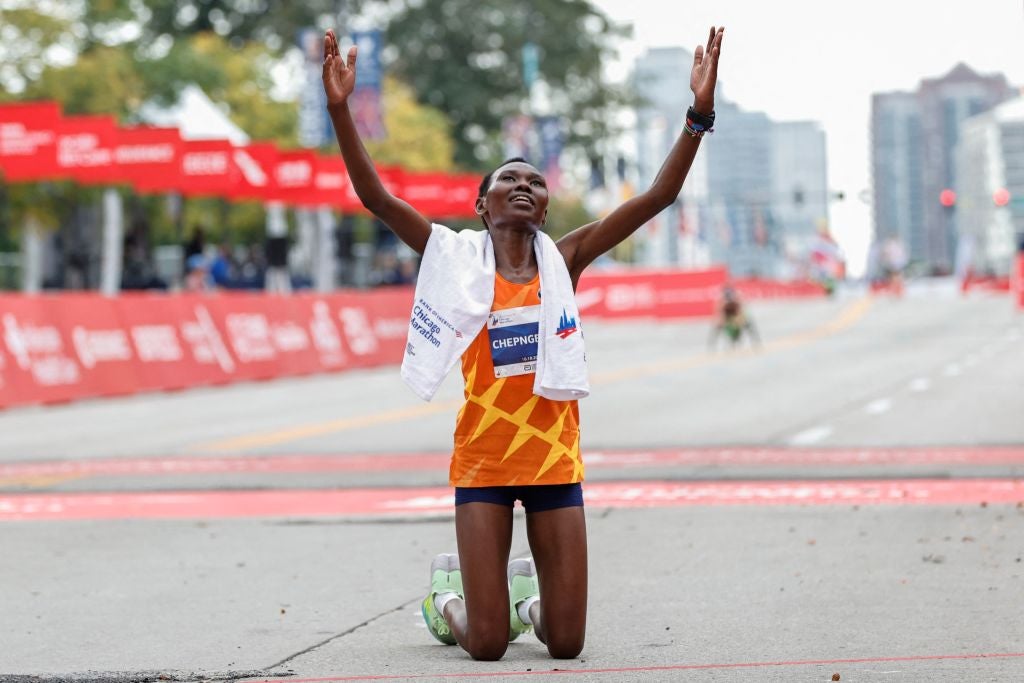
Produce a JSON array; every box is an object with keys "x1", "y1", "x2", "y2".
[
  {"x1": 704, "y1": 100, "x2": 776, "y2": 275},
  {"x1": 957, "y1": 96, "x2": 1024, "y2": 276},
  {"x1": 871, "y1": 92, "x2": 924, "y2": 262},
  {"x1": 871, "y1": 64, "x2": 1011, "y2": 274},
  {"x1": 771, "y1": 121, "x2": 829, "y2": 274},
  {"x1": 633, "y1": 47, "x2": 708, "y2": 267}
]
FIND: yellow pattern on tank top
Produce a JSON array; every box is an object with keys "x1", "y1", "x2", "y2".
[{"x1": 450, "y1": 273, "x2": 582, "y2": 487}]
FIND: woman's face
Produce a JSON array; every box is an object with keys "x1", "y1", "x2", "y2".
[{"x1": 477, "y1": 162, "x2": 549, "y2": 231}]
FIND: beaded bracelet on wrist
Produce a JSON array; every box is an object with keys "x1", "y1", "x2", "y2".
[{"x1": 685, "y1": 105, "x2": 716, "y2": 137}]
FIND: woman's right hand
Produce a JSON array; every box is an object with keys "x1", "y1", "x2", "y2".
[{"x1": 322, "y1": 29, "x2": 357, "y2": 108}]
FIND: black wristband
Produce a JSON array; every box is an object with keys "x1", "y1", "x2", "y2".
[{"x1": 686, "y1": 106, "x2": 715, "y2": 130}]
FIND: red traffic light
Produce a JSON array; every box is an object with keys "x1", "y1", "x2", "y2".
[
  {"x1": 939, "y1": 189, "x2": 956, "y2": 207},
  {"x1": 994, "y1": 188, "x2": 1011, "y2": 207}
]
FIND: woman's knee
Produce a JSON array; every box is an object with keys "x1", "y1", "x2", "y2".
[
  {"x1": 545, "y1": 631, "x2": 584, "y2": 659},
  {"x1": 465, "y1": 631, "x2": 509, "y2": 661}
]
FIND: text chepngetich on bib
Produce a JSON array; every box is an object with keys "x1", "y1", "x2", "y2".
[{"x1": 487, "y1": 303, "x2": 540, "y2": 378}]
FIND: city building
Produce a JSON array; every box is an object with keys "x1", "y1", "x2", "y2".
[
  {"x1": 957, "y1": 96, "x2": 1024, "y2": 276},
  {"x1": 633, "y1": 47, "x2": 708, "y2": 267},
  {"x1": 771, "y1": 121, "x2": 830, "y2": 274},
  {"x1": 871, "y1": 63, "x2": 1011, "y2": 274},
  {"x1": 703, "y1": 100, "x2": 776, "y2": 276},
  {"x1": 871, "y1": 92, "x2": 924, "y2": 264}
]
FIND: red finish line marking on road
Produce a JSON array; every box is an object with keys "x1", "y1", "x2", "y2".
[
  {"x1": 1, "y1": 479, "x2": 1022, "y2": 521},
  {"x1": 3, "y1": 446, "x2": 1023, "y2": 480},
  {"x1": 247, "y1": 652, "x2": 1024, "y2": 681}
]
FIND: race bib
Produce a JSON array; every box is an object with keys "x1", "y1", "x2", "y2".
[{"x1": 488, "y1": 304, "x2": 540, "y2": 378}]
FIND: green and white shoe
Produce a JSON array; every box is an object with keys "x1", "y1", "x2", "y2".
[
  {"x1": 421, "y1": 553, "x2": 463, "y2": 645},
  {"x1": 507, "y1": 557, "x2": 539, "y2": 642}
]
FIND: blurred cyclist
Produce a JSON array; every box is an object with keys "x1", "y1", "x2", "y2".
[{"x1": 709, "y1": 285, "x2": 759, "y2": 350}]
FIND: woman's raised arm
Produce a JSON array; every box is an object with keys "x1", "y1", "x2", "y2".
[{"x1": 323, "y1": 29, "x2": 432, "y2": 254}]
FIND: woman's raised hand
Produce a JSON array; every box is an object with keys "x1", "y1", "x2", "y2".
[
  {"x1": 322, "y1": 29, "x2": 357, "y2": 108},
  {"x1": 690, "y1": 26, "x2": 723, "y2": 114}
]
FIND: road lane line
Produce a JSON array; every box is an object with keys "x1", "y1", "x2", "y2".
[
  {"x1": 195, "y1": 399, "x2": 461, "y2": 453},
  {"x1": 788, "y1": 425, "x2": 833, "y2": 446},
  {"x1": 191, "y1": 298, "x2": 872, "y2": 453},
  {"x1": 2, "y1": 479, "x2": 1022, "y2": 521},
  {"x1": 943, "y1": 363, "x2": 962, "y2": 377},
  {"x1": 864, "y1": 398, "x2": 893, "y2": 415},
  {"x1": 908, "y1": 377, "x2": 931, "y2": 392}
]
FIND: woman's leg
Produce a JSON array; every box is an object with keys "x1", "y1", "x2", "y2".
[
  {"x1": 525, "y1": 506, "x2": 588, "y2": 659},
  {"x1": 444, "y1": 502, "x2": 514, "y2": 661}
]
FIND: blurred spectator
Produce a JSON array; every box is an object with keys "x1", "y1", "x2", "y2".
[
  {"x1": 183, "y1": 225, "x2": 206, "y2": 276},
  {"x1": 335, "y1": 215, "x2": 355, "y2": 286},
  {"x1": 184, "y1": 254, "x2": 210, "y2": 292},
  {"x1": 121, "y1": 219, "x2": 167, "y2": 290},
  {"x1": 265, "y1": 231, "x2": 291, "y2": 294},
  {"x1": 209, "y1": 241, "x2": 238, "y2": 289},
  {"x1": 237, "y1": 243, "x2": 266, "y2": 289}
]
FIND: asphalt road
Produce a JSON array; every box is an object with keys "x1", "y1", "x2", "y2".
[{"x1": 1, "y1": 283, "x2": 1022, "y2": 682}]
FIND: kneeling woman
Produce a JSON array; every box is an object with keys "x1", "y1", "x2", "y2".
[{"x1": 321, "y1": 25, "x2": 724, "y2": 660}]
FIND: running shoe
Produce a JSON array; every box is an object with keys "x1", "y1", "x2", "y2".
[
  {"x1": 421, "y1": 553, "x2": 463, "y2": 645},
  {"x1": 507, "y1": 556, "x2": 539, "y2": 641}
]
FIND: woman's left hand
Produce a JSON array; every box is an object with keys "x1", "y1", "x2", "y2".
[{"x1": 690, "y1": 26, "x2": 724, "y2": 114}]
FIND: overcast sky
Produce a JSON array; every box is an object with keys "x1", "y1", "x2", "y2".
[{"x1": 588, "y1": 0, "x2": 1024, "y2": 274}]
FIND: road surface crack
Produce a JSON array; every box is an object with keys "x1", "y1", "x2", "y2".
[{"x1": 265, "y1": 595, "x2": 421, "y2": 670}]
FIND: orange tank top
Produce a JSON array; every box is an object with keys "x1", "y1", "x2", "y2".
[{"x1": 450, "y1": 273, "x2": 583, "y2": 487}]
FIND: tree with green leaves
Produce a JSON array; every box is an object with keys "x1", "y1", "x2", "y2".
[
  {"x1": 81, "y1": 0, "x2": 342, "y2": 51},
  {"x1": 382, "y1": 0, "x2": 628, "y2": 170}
]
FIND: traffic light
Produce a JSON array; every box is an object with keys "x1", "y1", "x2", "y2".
[
  {"x1": 939, "y1": 189, "x2": 956, "y2": 208},
  {"x1": 994, "y1": 188, "x2": 1011, "y2": 207}
]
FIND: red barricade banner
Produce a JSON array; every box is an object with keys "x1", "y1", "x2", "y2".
[
  {"x1": 0, "y1": 294, "x2": 85, "y2": 408},
  {"x1": 50, "y1": 292, "x2": 141, "y2": 398},
  {"x1": 55, "y1": 115, "x2": 118, "y2": 184},
  {"x1": 442, "y1": 174, "x2": 482, "y2": 218},
  {"x1": 0, "y1": 101, "x2": 60, "y2": 182},
  {"x1": 271, "y1": 150, "x2": 316, "y2": 204},
  {"x1": 116, "y1": 294, "x2": 236, "y2": 391},
  {"x1": 576, "y1": 268, "x2": 728, "y2": 319},
  {"x1": 402, "y1": 172, "x2": 453, "y2": 217},
  {"x1": 304, "y1": 155, "x2": 356, "y2": 210},
  {"x1": 230, "y1": 142, "x2": 278, "y2": 202},
  {"x1": 176, "y1": 139, "x2": 238, "y2": 197},
  {"x1": 333, "y1": 288, "x2": 411, "y2": 368},
  {"x1": 115, "y1": 126, "x2": 182, "y2": 192},
  {"x1": 391, "y1": 171, "x2": 480, "y2": 219},
  {"x1": 0, "y1": 268, "x2": 820, "y2": 410},
  {"x1": 733, "y1": 278, "x2": 827, "y2": 300}
]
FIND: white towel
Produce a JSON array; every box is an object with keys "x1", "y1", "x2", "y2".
[
  {"x1": 400, "y1": 223, "x2": 589, "y2": 402},
  {"x1": 533, "y1": 230, "x2": 589, "y2": 401}
]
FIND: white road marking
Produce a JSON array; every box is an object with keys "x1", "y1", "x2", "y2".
[
  {"x1": 864, "y1": 398, "x2": 893, "y2": 415},
  {"x1": 943, "y1": 363, "x2": 962, "y2": 377},
  {"x1": 788, "y1": 425, "x2": 833, "y2": 446},
  {"x1": 908, "y1": 377, "x2": 931, "y2": 392},
  {"x1": 963, "y1": 353, "x2": 980, "y2": 367}
]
